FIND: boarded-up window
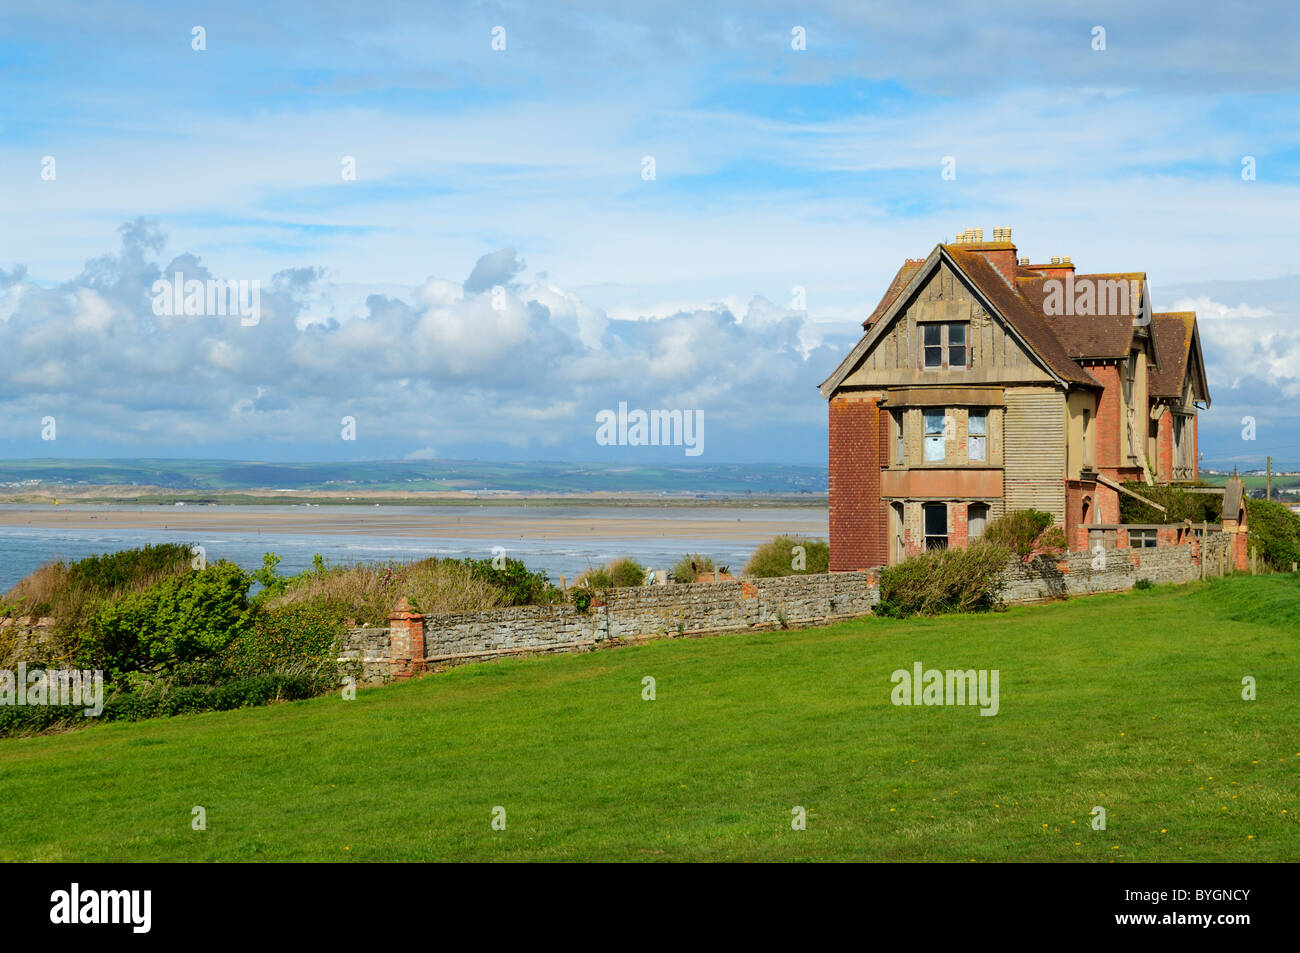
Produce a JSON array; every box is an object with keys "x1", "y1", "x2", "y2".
[{"x1": 969, "y1": 503, "x2": 989, "y2": 539}]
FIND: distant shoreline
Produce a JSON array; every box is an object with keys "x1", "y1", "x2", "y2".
[
  {"x1": 0, "y1": 500, "x2": 828, "y2": 542},
  {"x1": 0, "y1": 489, "x2": 827, "y2": 508}
]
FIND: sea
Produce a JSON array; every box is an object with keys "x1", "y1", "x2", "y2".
[{"x1": 0, "y1": 503, "x2": 828, "y2": 592}]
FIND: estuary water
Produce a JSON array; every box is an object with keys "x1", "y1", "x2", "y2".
[{"x1": 0, "y1": 503, "x2": 828, "y2": 592}]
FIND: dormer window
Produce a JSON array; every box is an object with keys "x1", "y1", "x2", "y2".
[{"x1": 922, "y1": 322, "x2": 968, "y2": 369}]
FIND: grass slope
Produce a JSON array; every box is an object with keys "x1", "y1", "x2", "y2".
[{"x1": 0, "y1": 575, "x2": 1296, "y2": 862}]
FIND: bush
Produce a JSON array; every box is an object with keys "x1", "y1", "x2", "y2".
[
  {"x1": 983, "y1": 510, "x2": 1065, "y2": 563},
  {"x1": 0, "y1": 669, "x2": 331, "y2": 738},
  {"x1": 743, "y1": 536, "x2": 829, "y2": 577},
  {"x1": 460, "y1": 557, "x2": 564, "y2": 606},
  {"x1": 607, "y1": 558, "x2": 647, "y2": 588},
  {"x1": 1, "y1": 544, "x2": 196, "y2": 662},
  {"x1": 670, "y1": 553, "x2": 715, "y2": 584},
  {"x1": 79, "y1": 561, "x2": 255, "y2": 682},
  {"x1": 876, "y1": 542, "x2": 1012, "y2": 617},
  {"x1": 225, "y1": 603, "x2": 344, "y2": 680},
  {"x1": 574, "y1": 558, "x2": 645, "y2": 591},
  {"x1": 1119, "y1": 482, "x2": 1222, "y2": 525},
  {"x1": 1245, "y1": 498, "x2": 1300, "y2": 572}
]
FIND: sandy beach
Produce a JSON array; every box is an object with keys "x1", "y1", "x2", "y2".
[{"x1": 0, "y1": 505, "x2": 827, "y2": 541}]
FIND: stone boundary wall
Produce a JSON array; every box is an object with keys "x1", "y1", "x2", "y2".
[
  {"x1": 1, "y1": 535, "x2": 1238, "y2": 680},
  {"x1": 344, "y1": 535, "x2": 1237, "y2": 681},
  {"x1": 997, "y1": 533, "x2": 1229, "y2": 603},
  {"x1": 338, "y1": 571, "x2": 881, "y2": 678}
]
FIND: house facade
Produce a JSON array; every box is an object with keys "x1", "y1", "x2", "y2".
[{"x1": 820, "y1": 227, "x2": 1210, "y2": 571}]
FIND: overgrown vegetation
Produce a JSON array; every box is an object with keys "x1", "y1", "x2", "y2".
[
  {"x1": 743, "y1": 535, "x2": 829, "y2": 577},
  {"x1": 670, "y1": 553, "x2": 715, "y2": 583},
  {"x1": 1244, "y1": 498, "x2": 1300, "y2": 572},
  {"x1": 876, "y1": 541, "x2": 1012, "y2": 617},
  {"x1": 1119, "y1": 481, "x2": 1222, "y2": 524},
  {"x1": 982, "y1": 509, "x2": 1066, "y2": 563},
  {"x1": 0, "y1": 546, "x2": 567, "y2": 736}
]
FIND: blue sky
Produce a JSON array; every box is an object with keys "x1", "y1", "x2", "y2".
[{"x1": 1, "y1": 1, "x2": 1299, "y2": 467}]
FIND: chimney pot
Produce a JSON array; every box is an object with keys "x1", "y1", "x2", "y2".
[
  {"x1": 1051, "y1": 256, "x2": 1061, "y2": 265},
  {"x1": 1019, "y1": 257, "x2": 1029, "y2": 266},
  {"x1": 972, "y1": 227, "x2": 983, "y2": 242},
  {"x1": 1063, "y1": 255, "x2": 1072, "y2": 265}
]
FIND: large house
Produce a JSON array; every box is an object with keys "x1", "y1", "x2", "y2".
[{"x1": 819, "y1": 227, "x2": 1210, "y2": 571}]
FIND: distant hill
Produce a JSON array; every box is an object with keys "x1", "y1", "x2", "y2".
[{"x1": 0, "y1": 458, "x2": 828, "y2": 497}]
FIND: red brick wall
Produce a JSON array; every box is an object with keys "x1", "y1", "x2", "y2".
[
  {"x1": 828, "y1": 396, "x2": 887, "y2": 570},
  {"x1": 949, "y1": 502, "x2": 969, "y2": 549},
  {"x1": 1090, "y1": 363, "x2": 1124, "y2": 469},
  {"x1": 974, "y1": 248, "x2": 1017, "y2": 285}
]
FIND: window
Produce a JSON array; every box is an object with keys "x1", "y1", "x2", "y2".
[
  {"x1": 1129, "y1": 528, "x2": 1157, "y2": 549},
  {"x1": 893, "y1": 410, "x2": 905, "y2": 465},
  {"x1": 968, "y1": 503, "x2": 989, "y2": 540},
  {"x1": 948, "y1": 323, "x2": 967, "y2": 368},
  {"x1": 924, "y1": 503, "x2": 948, "y2": 550},
  {"x1": 922, "y1": 322, "x2": 969, "y2": 369},
  {"x1": 1082, "y1": 408, "x2": 1090, "y2": 466},
  {"x1": 967, "y1": 410, "x2": 986, "y2": 462},
  {"x1": 924, "y1": 410, "x2": 946, "y2": 462}
]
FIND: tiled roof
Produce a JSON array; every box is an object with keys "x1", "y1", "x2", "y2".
[
  {"x1": 1035, "y1": 273, "x2": 1147, "y2": 360},
  {"x1": 863, "y1": 259, "x2": 925, "y2": 328},
  {"x1": 823, "y1": 241, "x2": 1206, "y2": 402},
  {"x1": 1148, "y1": 312, "x2": 1196, "y2": 397},
  {"x1": 945, "y1": 247, "x2": 1098, "y2": 387}
]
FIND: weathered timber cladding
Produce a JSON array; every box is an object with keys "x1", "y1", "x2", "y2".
[{"x1": 1003, "y1": 387, "x2": 1066, "y2": 520}]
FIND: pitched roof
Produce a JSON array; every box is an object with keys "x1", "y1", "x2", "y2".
[
  {"x1": 1148, "y1": 311, "x2": 1195, "y2": 397},
  {"x1": 1034, "y1": 273, "x2": 1147, "y2": 360},
  {"x1": 824, "y1": 242, "x2": 1212, "y2": 406},
  {"x1": 820, "y1": 244, "x2": 1099, "y2": 397},
  {"x1": 945, "y1": 248, "x2": 1098, "y2": 386},
  {"x1": 863, "y1": 259, "x2": 924, "y2": 328}
]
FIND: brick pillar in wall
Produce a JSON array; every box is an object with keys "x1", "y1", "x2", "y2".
[
  {"x1": 388, "y1": 597, "x2": 425, "y2": 679},
  {"x1": 828, "y1": 395, "x2": 887, "y2": 571}
]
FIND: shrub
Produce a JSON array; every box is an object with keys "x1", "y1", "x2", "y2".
[
  {"x1": 1, "y1": 544, "x2": 196, "y2": 659},
  {"x1": 1119, "y1": 482, "x2": 1222, "y2": 525},
  {"x1": 225, "y1": 603, "x2": 344, "y2": 680},
  {"x1": 876, "y1": 542, "x2": 1012, "y2": 617},
  {"x1": 1244, "y1": 498, "x2": 1300, "y2": 572},
  {"x1": 743, "y1": 536, "x2": 829, "y2": 577},
  {"x1": 460, "y1": 557, "x2": 564, "y2": 606},
  {"x1": 607, "y1": 558, "x2": 647, "y2": 588},
  {"x1": 983, "y1": 510, "x2": 1065, "y2": 563},
  {"x1": 671, "y1": 553, "x2": 715, "y2": 583},
  {"x1": 1134, "y1": 578, "x2": 1155, "y2": 590},
  {"x1": 574, "y1": 558, "x2": 645, "y2": 591},
  {"x1": 79, "y1": 561, "x2": 255, "y2": 682},
  {"x1": 0, "y1": 669, "x2": 331, "y2": 738}
]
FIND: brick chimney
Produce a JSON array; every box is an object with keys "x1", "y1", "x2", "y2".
[
  {"x1": 954, "y1": 226, "x2": 1018, "y2": 285},
  {"x1": 1023, "y1": 253, "x2": 1076, "y2": 282}
]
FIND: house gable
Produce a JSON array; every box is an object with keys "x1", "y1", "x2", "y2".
[{"x1": 821, "y1": 248, "x2": 1070, "y2": 396}]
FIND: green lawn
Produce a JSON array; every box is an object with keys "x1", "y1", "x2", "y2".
[{"x1": 1, "y1": 575, "x2": 1296, "y2": 862}]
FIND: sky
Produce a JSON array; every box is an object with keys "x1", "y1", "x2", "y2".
[{"x1": 1, "y1": 1, "x2": 1299, "y2": 467}]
